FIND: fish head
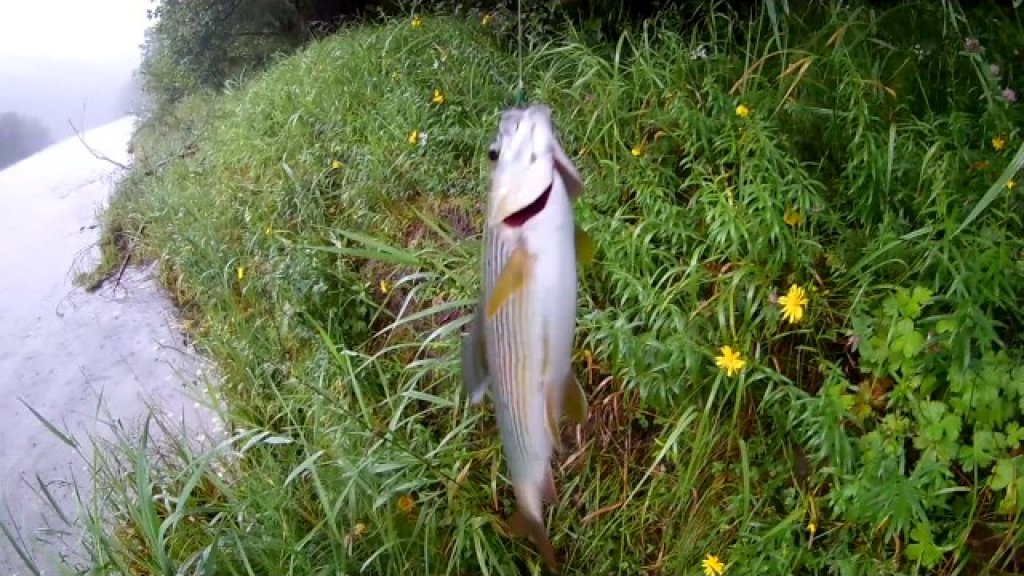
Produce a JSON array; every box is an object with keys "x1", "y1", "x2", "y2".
[{"x1": 487, "y1": 105, "x2": 582, "y2": 228}]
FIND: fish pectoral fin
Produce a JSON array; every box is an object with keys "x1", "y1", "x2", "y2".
[
  {"x1": 486, "y1": 245, "x2": 530, "y2": 318},
  {"x1": 459, "y1": 307, "x2": 489, "y2": 405},
  {"x1": 574, "y1": 225, "x2": 595, "y2": 266},
  {"x1": 508, "y1": 499, "x2": 560, "y2": 572},
  {"x1": 564, "y1": 372, "x2": 589, "y2": 425}
]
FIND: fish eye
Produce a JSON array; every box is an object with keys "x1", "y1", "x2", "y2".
[{"x1": 488, "y1": 147, "x2": 499, "y2": 162}]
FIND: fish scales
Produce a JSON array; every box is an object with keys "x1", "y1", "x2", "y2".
[{"x1": 485, "y1": 227, "x2": 554, "y2": 489}]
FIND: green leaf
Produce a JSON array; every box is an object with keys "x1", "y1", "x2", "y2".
[
  {"x1": 935, "y1": 318, "x2": 957, "y2": 334},
  {"x1": 905, "y1": 523, "x2": 944, "y2": 568},
  {"x1": 1006, "y1": 422, "x2": 1024, "y2": 449},
  {"x1": 960, "y1": 429, "x2": 1000, "y2": 471},
  {"x1": 1010, "y1": 366, "x2": 1024, "y2": 399},
  {"x1": 898, "y1": 286, "x2": 932, "y2": 319},
  {"x1": 996, "y1": 475, "x2": 1024, "y2": 515},
  {"x1": 991, "y1": 458, "x2": 1017, "y2": 492},
  {"x1": 882, "y1": 293, "x2": 901, "y2": 319},
  {"x1": 919, "y1": 400, "x2": 947, "y2": 423},
  {"x1": 892, "y1": 320, "x2": 925, "y2": 359}
]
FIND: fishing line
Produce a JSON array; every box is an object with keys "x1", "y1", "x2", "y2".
[{"x1": 514, "y1": 0, "x2": 527, "y2": 107}]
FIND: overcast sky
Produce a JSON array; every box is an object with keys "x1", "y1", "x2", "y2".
[{"x1": 0, "y1": 0, "x2": 151, "y2": 140}]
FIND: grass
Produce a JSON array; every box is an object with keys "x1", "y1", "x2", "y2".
[{"x1": 20, "y1": 1, "x2": 1024, "y2": 574}]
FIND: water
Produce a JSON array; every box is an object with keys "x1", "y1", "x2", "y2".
[{"x1": 0, "y1": 116, "x2": 215, "y2": 573}]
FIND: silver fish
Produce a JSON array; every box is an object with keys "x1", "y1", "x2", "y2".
[{"x1": 460, "y1": 104, "x2": 594, "y2": 572}]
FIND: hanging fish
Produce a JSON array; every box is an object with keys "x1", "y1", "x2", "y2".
[{"x1": 460, "y1": 104, "x2": 595, "y2": 572}]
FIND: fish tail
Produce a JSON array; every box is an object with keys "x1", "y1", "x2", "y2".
[
  {"x1": 509, "y1": 500, "x2": 560, "y2": 573},
  {"x1": 509, "y1": 473, "x2": 560, "y2": 572}
]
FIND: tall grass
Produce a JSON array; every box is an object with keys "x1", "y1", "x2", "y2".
[{"x1": 36, "y1": 1, "x2": 1024, "y2": 575}]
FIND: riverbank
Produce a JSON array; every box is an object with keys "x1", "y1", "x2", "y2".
[{"x1": 74, "y1": 5, "x2": 1024, "y2": 574}]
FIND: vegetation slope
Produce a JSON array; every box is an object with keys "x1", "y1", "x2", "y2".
[{"x1": 61, "y1": 1, "x2": 1024, "y2": 575}]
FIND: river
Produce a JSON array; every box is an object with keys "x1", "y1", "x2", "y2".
[{"x1": 0, "y1": 116, "x2": 215, "y2": 573}]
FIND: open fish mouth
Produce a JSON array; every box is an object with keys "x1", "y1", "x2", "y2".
[{"x1": 502, "y1": 182, "x2": 552, "y2": 228}]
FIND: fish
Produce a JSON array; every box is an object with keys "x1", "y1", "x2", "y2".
[{"x1": 460, "y1": 104, "x2": 595, "y2": 572}]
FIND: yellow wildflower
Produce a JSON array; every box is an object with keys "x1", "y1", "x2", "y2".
[
  {"x1": 631, "y1": 145, "x2": 643, "y2": 157},
  {"x1": 1008, "y1": 178, "x2": 1017, "y2": 191},
  {"x1": 264, "y1": 226, "x2": 273, "y2": 237},
  {"x1": 992, "y1": 135, "x2": 1006, "y2": 151},
  {"x1": 236, "y1": 266, "x2": 245, "y2": 281},
  {"x1": 702, "y1": 554, "x2": 726, "y2": 576},
  {"x1": 808, "y1": 521, "x2": 817, "y2": 537},
  {"x1": 482, "y1": 13, "x2": 493, "y2": 26},
  {"x1": 397, "y1": 494, "x2": 416, "y2": 515},
  {"x1": 735, "y1": 104, "x2": 751, "y2": 118},
  {"x1": 715, "y1": 346, "x2": 745, "y2": 377},
  {"x1": 380, "y1": 279, "x2": 392, "y2": 294},
  {"x1": 784, "y1": 206, "x2": 802, "y2": 227},
  {"x1": 432, "y1": 89, "x2": 445, "y2": 105},
  {"x1": 779, "y1": 284, "x2": 809, "y2": 324},
  {"x1": 411, "y1": 16, "x2": 422, "y2": 29},
  {"x1": 408, "y1": 129, "x2": 419, "y2": 145},
  {"x1": 331, "y1": 159, "x2": 342, "y2": 170}
]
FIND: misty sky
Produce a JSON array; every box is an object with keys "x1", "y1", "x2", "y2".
[{"x1": 0, "y1": 1, "x2": 150, "y2": 141}]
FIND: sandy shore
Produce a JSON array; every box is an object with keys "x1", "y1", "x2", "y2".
[{"x1": 0, "y1": 116, "x2": 215, "y2": 573}]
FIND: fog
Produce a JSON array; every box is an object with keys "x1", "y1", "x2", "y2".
[{"x1": 0, "y1": 1, "x2": 150, "y2": 142}]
